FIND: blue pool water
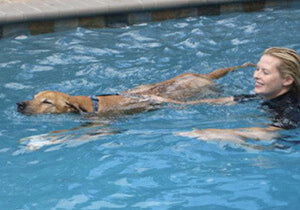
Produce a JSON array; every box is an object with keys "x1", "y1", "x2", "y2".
[{"x1": 1, "y1": 6, "x2": 300, "y2": 209}]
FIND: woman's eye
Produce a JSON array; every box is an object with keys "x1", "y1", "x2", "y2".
[{"x1": 263, "y1": 70, "x2": 270, "y2": 75}]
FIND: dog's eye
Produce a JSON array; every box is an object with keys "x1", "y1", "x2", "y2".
[{"x1": 42, "y1": 99, "x2": 53, "y2": 104}]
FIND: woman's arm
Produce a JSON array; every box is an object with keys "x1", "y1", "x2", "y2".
[
  {"x1": 149, "y1": 95, "x2": 235, "y2": 105},
  {"x1": 176, "y1": 126, "x2": 281, "y2": 142},
  {"x1": 185, "y1": 97, "x2": 235, "y2": 105}
]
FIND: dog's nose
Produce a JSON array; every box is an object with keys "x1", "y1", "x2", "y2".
[{"x1": 17, "y1": 102, "x2": 26, "y2": 112}]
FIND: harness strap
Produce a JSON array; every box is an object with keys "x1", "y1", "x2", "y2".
[
  {"x1": 89, "y1": 94, "x2": 119, "y2": 112},
  {"x1": 90, "y1": 95, "x2": 99, "y2": 112}
]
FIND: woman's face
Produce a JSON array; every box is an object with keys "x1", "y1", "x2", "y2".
[{"x1": 254, "y1": 54, "x2": 293, "y2": 100}]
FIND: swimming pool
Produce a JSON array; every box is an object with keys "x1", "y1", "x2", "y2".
[{"x1": 1, "y1": 6, "x2": 300, "y2": 209}]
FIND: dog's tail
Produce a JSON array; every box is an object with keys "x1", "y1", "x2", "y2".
[{"x1": 206, "y1": 62, "x2": 256, "y2": 79}]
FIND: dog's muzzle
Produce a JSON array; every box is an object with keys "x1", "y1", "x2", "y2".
[{"x1": 17, "y1": 102, "x2": 26, "y2": 113}]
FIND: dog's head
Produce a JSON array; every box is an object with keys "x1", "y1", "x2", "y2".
[{"x1": 17, "y1": 91, "x2": 80, "y2": 115}]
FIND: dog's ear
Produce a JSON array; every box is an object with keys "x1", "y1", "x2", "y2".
[
  {"x1": 65, "y1": 101, "x2": 88, "y2": 113},
  {"x1": 64, "y1": 99, "x2": 88, "y2": 113}
]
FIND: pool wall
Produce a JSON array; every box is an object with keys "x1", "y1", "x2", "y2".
[{"x1": 0, "y1": 0, "x2": 299, "y2": 38}]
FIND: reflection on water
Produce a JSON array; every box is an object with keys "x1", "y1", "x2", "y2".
[{"x1": 16, "y1": 122, "x2": 122, "y2": 152}]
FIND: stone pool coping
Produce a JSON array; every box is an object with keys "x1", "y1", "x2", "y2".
[{"x1": 0, "y1": 0, "x2": 299, "y2": 37}]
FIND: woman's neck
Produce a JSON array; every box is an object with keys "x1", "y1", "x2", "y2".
[{"x1": 263, "y1": 87, "x2": 292, "y2": 100}]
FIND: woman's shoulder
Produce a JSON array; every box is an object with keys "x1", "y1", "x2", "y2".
[
  {"x1": 233, "y1": 94, "x2": 260, "y2": 103},
  {"x1": 270, "y1": 91, "x2": 300, "y2": 129}
]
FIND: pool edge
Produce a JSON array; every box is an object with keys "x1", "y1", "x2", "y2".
[{"x1": 0, "y1": 0, "x2": 299, "y2": 38}]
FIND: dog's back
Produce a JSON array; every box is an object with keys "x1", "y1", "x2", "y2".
[
  {"x1": 126, "y1": 73, "x2": 215, "y2": 101},
  {"x1": 125, "y1": 63, "x2": 254, "y2": 101}
]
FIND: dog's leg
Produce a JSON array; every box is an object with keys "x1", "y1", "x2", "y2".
[{"x1": 206, "y1": 62, "x2": 256, "y2": 79}]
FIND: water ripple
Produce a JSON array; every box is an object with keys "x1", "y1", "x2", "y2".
[{"x1": 1, "y1": 6, "x2": 300, "y2": 210}]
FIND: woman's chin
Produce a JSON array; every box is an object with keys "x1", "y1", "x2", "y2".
[{"x1": 254, "y1": 88, "x2": 261, "y2": 95}]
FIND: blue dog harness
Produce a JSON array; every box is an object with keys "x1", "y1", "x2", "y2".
[
  {"x1": 90, "y1": 94, "x2": 120, "y2": 112},
  {"x1": 90, "y1": 95, "x2": 99, "y2": 112}
]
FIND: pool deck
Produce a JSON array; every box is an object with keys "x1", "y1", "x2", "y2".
[{"x1": 0, "y1": 0, "x2": 298, "y2": 37}]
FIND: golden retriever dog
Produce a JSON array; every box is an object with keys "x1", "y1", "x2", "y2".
[{"x1": 17, "y1": 63, "x2": 254, "y2": 116}]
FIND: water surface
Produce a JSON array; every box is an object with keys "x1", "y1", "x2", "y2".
[{"x1": 1, "y1": 6, "x2": 300, "y2": 209}]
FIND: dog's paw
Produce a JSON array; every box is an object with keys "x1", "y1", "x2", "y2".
[{"x1": 242, "y1": 62, "x2": 256, "y2": 68}]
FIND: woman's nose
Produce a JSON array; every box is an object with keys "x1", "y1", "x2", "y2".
[{"x1": 253, "y1": 70, "x2": 260, "y2": 79}]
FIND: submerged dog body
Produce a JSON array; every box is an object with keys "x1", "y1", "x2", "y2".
[{"x1": 17, "y1": 63, "x2": 254, "y2": 115}]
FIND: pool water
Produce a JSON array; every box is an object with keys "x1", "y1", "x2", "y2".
[{"x1": 1, "y1": 6, "x2": 300, "y2": 209}]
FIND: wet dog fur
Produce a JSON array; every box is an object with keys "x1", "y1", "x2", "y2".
[{"x1": 17, "y1": 63, "x2": 254, "y2": 116}]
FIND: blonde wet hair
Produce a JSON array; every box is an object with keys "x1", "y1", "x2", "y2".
[{"x1": 263, "y1": 47, "x2": 300, "y2": 95}]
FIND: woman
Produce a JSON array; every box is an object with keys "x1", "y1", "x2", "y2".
[{"x1": 177, "y1": 47, "x2": 300, "y2": 142}]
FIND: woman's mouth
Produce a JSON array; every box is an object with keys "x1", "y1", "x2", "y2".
[{"x1": 255, "y1": 81, "x2": 263, "y2": 88}]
